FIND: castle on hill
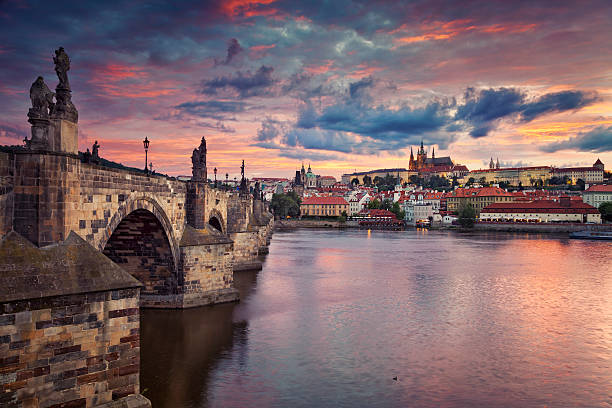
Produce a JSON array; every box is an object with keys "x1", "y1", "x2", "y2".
[{"x1": 409, "y1": 141, "x2": 453, "y2": 171}]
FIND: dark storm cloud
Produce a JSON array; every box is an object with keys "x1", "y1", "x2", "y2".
[
  {"x1": 456, "y1": 88, "x2": 600, "y2": 137},
  {"x1": 201, "y1": 66, "x2": 276, "y2": 98},
  {"x1": 541, "y1": 126, "x2": 612, "y2": 153}
]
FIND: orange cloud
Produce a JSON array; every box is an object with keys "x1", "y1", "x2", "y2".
[
  {"x1": 220, "y1": 0, "x2": 277, "y2": 17},
  {"x1": 250, "y1": 44, "x2": 276, "y2": 51},
  {"x1": 393, "y1": 19, "x2": 537, "y2": 45},
  {"x1": 347, "y1": 64, "x2": 385, "y2": 79},
  {"x1": 304, "y1": 60, "x2": 334, "y2": 75},
  {"x1": 89, "y1": 64, "x2": 179, "y2": 98}
]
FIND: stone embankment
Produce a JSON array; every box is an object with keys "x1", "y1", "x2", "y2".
[
  {"x1": 473, "y1": 222, "x2": 612, "y2": 233},
  {"x1": 274, "y1": 219, "x2": 352, "y2": 230}
]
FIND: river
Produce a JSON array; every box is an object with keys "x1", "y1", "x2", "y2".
[{"x1": 141, "y1": 229, "x2": 612, "y2": 407}]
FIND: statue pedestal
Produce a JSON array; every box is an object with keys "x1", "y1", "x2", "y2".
[
  {"x1": 49, "y1": 119, "x2": 78, "y2": 154},
  {"x1": 27, "y1": 114, "x2": 51, "y2": 151}
]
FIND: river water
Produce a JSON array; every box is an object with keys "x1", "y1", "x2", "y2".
[{"x1": 141, "y1": 229, "x2": 612, "y2": 408}]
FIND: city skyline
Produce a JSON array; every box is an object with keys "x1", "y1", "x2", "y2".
[{"x1": 1, "y1": 0, "x2": 611, "y2": 178}]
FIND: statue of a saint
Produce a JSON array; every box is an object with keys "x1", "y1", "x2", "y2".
[
  {"x1": 29, "y1": 76, "x2": 55, "y2": 117},
  {"x1": 191, "y1": 137, "x2": 207, "y2": 181},
  {"x1": 92, "y1": 140, "x2": 100, "y2": 158},
  {"x1": 53, "y1": 47, "x2": 71, "y2": 90}
]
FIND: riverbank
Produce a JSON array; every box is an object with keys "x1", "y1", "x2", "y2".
[
  {"x1": 473, "y1": 222, "x2": 612, "y2": 233},
  {"x1": 274, "y1": 218, "x2": 349, "y2": 229},
  {"x1": 275, "y1": 218, "x2": 612, "y2": 234}
]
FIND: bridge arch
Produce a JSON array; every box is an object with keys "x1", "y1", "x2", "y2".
[
  {"x1": 99, "y1": 195, "x2": 180, "y2": 275},
  {"x1": 208, "y1": 209, "x2": 225, "y2": 233}
]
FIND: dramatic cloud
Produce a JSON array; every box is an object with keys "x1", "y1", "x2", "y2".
[
  {"x1": 520, "y1": 90, "x2": 600, "y2": 122},
  {"x1": 201, "y1": 66, "x2": 276, "y2": 98},
  {"x1": 541, "y1": 126, "x2": 612, "y2": 153},
  {"x1": 456, "y1": 88, "x2": 599, "y2": 137},
  {"x1": 0, "y1": 0, "x2": 610, "y2": 176},
  {"x1": 298, "y1": 99, "x2": 453, "y2": 147},
  {"x1": 216, "y1": 38, "x2": 244, "y2": 66},
  {"x1": 174, "y1": 101, "x2": 246, "y2": 120}
]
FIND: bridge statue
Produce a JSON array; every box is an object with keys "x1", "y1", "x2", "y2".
[
  {"x1": 191, "y1": 136, "x2": 207, "y2": 181},
  {"x1": 26, "y1": 76, "x2": 55, "y2": 149},
  {"x1": 51, "y1": 47, "x2": 78, "y2": 123},
  {"x1": 53, "y1": 46, "x2": 71, "y2": 90},
  {"x1": 29, "y1": 76, "x2": 54, "y2": 118}
]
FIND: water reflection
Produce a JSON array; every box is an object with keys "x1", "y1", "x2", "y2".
[{"x1": 141, "y1": 230, "x2": 612, "y2": 408}]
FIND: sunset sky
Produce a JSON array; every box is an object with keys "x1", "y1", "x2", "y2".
[{"x1": 1, "y1": 0, "x2": 611, "y2": 179}]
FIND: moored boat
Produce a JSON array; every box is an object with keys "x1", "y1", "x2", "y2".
[{"x1": 569, "y1": 230, "x2": 612, "y2": 240}]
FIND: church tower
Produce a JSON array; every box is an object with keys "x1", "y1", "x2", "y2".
[
  {"x1": 489, "y1": 157, "x2": 495, "y2": 169},
  {"x1": 416, "y1": 140, "x2": 427, "y2": 170},
  {"x1": 409, "y1": 147, "x2": 415, "y2": 170}
]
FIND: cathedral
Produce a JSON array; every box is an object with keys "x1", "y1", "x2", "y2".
[{"x1": 409, "y1": 141, "x2": 454, "y2": 171}]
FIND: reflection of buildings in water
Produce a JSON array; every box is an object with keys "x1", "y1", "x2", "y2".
[{"x1": 140, "y1": 266, "x2": 263, "y2": 408}]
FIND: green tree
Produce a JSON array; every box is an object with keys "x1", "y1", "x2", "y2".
[
  {"x1": 465, "y1": 177, "x2": 475, "y2": 187},
  {"x1": 367, "y1": 199, "x2": 381, "y2": 209},
  {"x1": 362, "y1": 175, "x2": 372, "y2": 186},
  {"x1": 599, "y1": 202, "x2": 612, "y2": 222},
  {"x1": 457, "y1": 203, "x2": 476, "y2": 228},
  {"x1": 390, "y1": 201, "x2": 405, "y2": 220},
  {"x1": 576, "y1": 178, "x2": 586, "y2": 191},
  {"x1": 270, "y1": 192, "x2": 300, "y2": 218},
  {"x1": 351, "y1": 178, "x2": 359, "y2": 186}
]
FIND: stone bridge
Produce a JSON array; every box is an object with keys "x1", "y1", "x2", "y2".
[
  {"x1": 0, "y1": 147, "x2": 273, "y2": 309},
  {"x1": 0, "y1": 47, "x2": 274, "y2": 408}
]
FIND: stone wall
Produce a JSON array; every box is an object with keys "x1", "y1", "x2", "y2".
[
  {"x1": 0, "y1": 289, "x2": 142, "y2": 407},
  {"x1": 8, "y1": 151, "x2": 186, "y2": 253},
  {"x1": 0, "y1": 151, "x2": 14, "y2": 239},
  {"x1": 180, "y1": 238, "x2": 237, "y2": 307},
  {"x1": 76, "y1": 160, "x2": 186, "y2": 259},
  {"x1": 230, "y1": 231, "x2": 261, "y2": 271}
]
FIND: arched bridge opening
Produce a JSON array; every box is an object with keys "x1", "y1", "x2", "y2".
[
  {"x1": 102, "y1": 209, "x2": 177, "y2": 296},
  {"x1": 209, "y1": 216, "x2": 223, "y2": 233}
]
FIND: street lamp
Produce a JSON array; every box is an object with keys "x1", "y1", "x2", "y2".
[
  {"x1": 225, "y1": 173, "x2": 228, "y2": 190},
  {"x1": 143, "y1": 136, "x2": 150, "y2": 173},
  {"x1": 214, "y1": 167, "x2": 217, "y2": 188}
]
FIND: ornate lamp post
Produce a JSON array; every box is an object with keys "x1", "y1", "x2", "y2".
[
  {"x1": 143, "y1": 136, "x2": 150, "y2": 173},
  {"x1": 214, "y1": 167, "x2": 217, "y2": 188},
  {"x1": 225, "y1": 173, "x2": 229, "y2": 190}
]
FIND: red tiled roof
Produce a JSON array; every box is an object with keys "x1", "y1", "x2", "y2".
[
  {"x1": 357, "y1": 209, "x2": 397, "y2": 219},
  {"x1": 450, "y1": 187, "x2": 512, "y2": 198},
  {"x1": 585, "y1": 184, "x2": 612, "y2": 193},
  {"x1": 301, "y1": 196, "x2": 349, "y2": 205},
  {"x1": 481, "y1": 200, "x2": 599, "y2": 214},
  {"x1": 553, "y1": 167, "x2": 600, "y2": 173},
  {"x1": 470, "y1": 166, "x2": 550, "y2": 173}
]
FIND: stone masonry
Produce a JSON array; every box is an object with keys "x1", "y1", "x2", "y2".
[
  {"x1": 0, "y1": 147, "x2": 273, "y2": 308},
  {"x1": 0, "y1": 232, "x2": 150, "y2": 408}
]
